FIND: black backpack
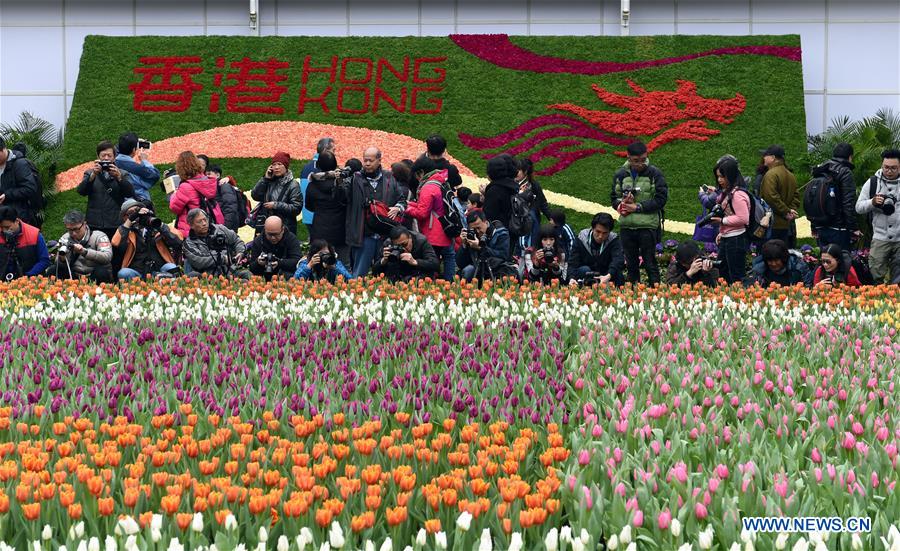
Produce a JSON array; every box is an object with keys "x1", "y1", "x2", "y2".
[
  {"x1": 12, "y1": 155, "x2": 47, "y2": 214},
  {"x1": 197, "y1": 192, "x2": 219, "y2": 225},
  {"x1": 803, "y1": 167, "x2": 841, "y2": 226},
  {"x1": 851, "y1": 256, "x2": 875, "y2": 286},
  {"x1": 425, "y1": 178, "x2": 463, "y2": 238},
  {"x1": 508, "y1": 193, "x2": 532, "y2": 237}
]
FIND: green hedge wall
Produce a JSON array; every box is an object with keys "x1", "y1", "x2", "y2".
[{"x1": 53, "y1": 34, "x2": 806, "y2": 240}]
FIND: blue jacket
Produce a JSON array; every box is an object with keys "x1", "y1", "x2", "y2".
[
  {"x1": 299, "y1": 157, "x2": 317, "y2": 225},
  {"x1": 748, "y1": 252, "x2": 813, "y2": 288},
  {"x1": 294, "y1": 258, "x2": 352, "y2": 283},
  {"x1": 115, "y1": 153, "x2": 160, "y2": 201}
]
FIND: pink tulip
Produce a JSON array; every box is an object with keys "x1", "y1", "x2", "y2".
[
  {"x1": 842, "y1": 432, "x2": 856, "y2": 450},
  {"x1": 582, "y1": 485, "x2": 592, "y2": 510},
  {"x1": 716, "y1": 464, "x2": 729, "y2": 479},
  {"x1": 709, "y1": 477, "x2": 720, "y2": 493},
  {"x1": 592, "y1": 424, "x2": 603, "y2": 437},
  {"x1": 658, "y1": 509, "x2": 672, "y2": 530},
  {"x1": 694, "y1": 502, "x2": 708, "y2": 520},
  {"x1": 811, "y1": 448, "x2": 822, "y2": 463},
  {"x1": 633, "y1": 509, "x2": 644, "y2": 527},
  {"x1": 814, "y1": 468, "x2": 823, "y2": 483},
  {"x1": 578, "y1": 449, "x2": 590, "y2": 466}
]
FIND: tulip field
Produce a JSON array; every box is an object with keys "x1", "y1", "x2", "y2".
[{"x1": 0, "y1": 278, "x2": 898, "y2": 551}]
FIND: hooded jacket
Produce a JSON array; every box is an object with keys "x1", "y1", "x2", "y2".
[
  {"x1": 306, "y1": 171, "x2": 347, "y2": 245},
  {"x1": 169, "y1": 175, "x2": 225, "y2": 235},
  {"x1": 482, "y1": 177, "x2": 518, "y2": 229},
  {"x1": 811, "y1": 158, "x2": 857, "y2": 231},
  {"x1": 251, "y1": 171, "x2": 303, "y2": 235},
  {"x1": 405, "y1": 169, "x2": 451, "y2": 248},
  {"x1": 856, "y1": 169, "x2": 900, "y2": 242}
]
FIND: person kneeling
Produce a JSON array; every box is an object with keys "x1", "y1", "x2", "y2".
[
  {"x1": 457, "y1": 209, "x2": 519, "y2": 283},
  {"x1": 113, "y1": 200, "x2": 182, "y2": 280},
  {"x1": 0, "y1": 205, "x2": 50, "y2": 280},
  {"x1": 665, "y1": 241, "x2": 720, "y2": 287},
  {"x1": 523, "y1": 224, "x2": 568, "y2": 284},
  {"x1": 52, "y1": 210, "x2": 113, "y2": 283},
  {"x1": 182, "y1": 209, "x2": 250, "y2": 279},
  {"x1": 248, "y1": 216, "x2": 303, "y2": 281},
  {"x1": 568, "y1": 213, "x2": 624, "y2": 286},
  {"x1": 372, "y1": 226, "x2": 439, "y2": 283},
  {"x1": 295, "y1": 239, "x2": 353, "y2": 283},
  {"x1": 813, "y1": 244, "x2": 861, "y2": 288},
  {"x1": 747, "y1": 239, "x2": 812, "y2": 288}
]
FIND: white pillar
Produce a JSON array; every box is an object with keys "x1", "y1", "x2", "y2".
[
  {"x1": 249, "y1": 0, "x2": 260, "y2": 36},
  {"x1": 621, "y1": 0, "x2": 631, "y2": 36}
]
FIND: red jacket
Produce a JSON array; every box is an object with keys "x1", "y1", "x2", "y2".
[
  {"x1": 169, "y1": 175, "x2": 224, "y2": 235},
  {"x1": 405, "y1": 170, "x2": 451, "y2": 247},
  {"x1": 813, "y1": 265, "x2": 861, "y2": 287}
]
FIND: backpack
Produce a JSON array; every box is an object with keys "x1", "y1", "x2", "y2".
[
  {"x1": 509, "y1": 193, "x2": 532, "y2": 237},
  {"x1": 803, "y1": 168, "x2": 841, "y2": 226},
  {"x1": 734, "y1": 188, "x2": 773, "y2": 243},
  {"x1": 426, "y1": 179, "x2": 463, "y2": 238},
  {"x1": 12, "y1": 155, "x2": 47, "y2": 214},
  {"x1": 197, "y1": 192, "x2": 219, "y2": 225},
  {"x1": 217, "y1": 178, "x2": 249, "y2": 229},
  {"x1": 851, "y1": 256, "x2": 875, "y2": 286}
]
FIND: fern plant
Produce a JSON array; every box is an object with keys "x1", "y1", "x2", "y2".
[{"x1": 0, "y1": 111, "x2": 63, "y2": 224}]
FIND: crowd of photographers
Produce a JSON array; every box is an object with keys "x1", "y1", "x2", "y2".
[{"x1": 1, "y1": 131, "x2": 898, "y2": 288}]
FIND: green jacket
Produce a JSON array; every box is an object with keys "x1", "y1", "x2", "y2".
[
  {"x1": 611, "y1": 164, "x2": 668, "y2": 231},
  {"x1": 759, "y1": 160, "x2": 798, "y2": 230}
]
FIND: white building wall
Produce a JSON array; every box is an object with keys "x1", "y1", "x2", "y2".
[{"x1": 0, "y1": 0, "x2": 898, "y2": 137}]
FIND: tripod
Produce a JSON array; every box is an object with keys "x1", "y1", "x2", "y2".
[
  {"x1": 55, "y1": 249, "x2": 73, "y2": 280},
  {"x1": 472, "y1": 247, "x2": 496, "y2": 288}
]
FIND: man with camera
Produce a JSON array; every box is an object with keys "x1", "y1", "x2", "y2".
[
  {"x1": 115, "y1": 132, "x2": 159, "y2": 203},
  {"x1": 855, "y1": 149, "x2": 900, "y2": 284},
  {"x1": 372, "y1": 225, "x2": 439, "y2": 283},
  {"x1": 0, "y1": 205, "x2": 50, "y2": 280},
  {"x1": 665, "y1": 241, "x2": 720, "y2": 287},
  {"x1": 457, "y1": 209, "x2": 518, "y2": 282},
  {"x1": 0, "y1": 137, "x2": 42, "y2": 227},
  {"x1": 611, "y1": 141, "x2": 668, "y2": 286},
  {"x1": 51, "y1": 210, "x2": 113, "y2": 282},
  {"x1": 342, "y1": 147, "x2": 408, "y2": 278},
  {"x1": 295, "y1": 239, "x2": 353, "y2": 283},
  {"x1": 113, "y1": 199, "x2": 183, "y2": 280},
  {"x1": 247, "y1": 216, "x2": 303, "y2": 281},
  {"x1": 568, "y1": 213, "x2": 625, "y2": 286},
  {"x1": 182, "y1": 208, "x2": 249, "y2": 279},
  {"x1": 78, "y1": 140, "x2": 136, "y2": 240}
]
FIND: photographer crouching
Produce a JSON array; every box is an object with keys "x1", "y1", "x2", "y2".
[
  {"x1": 294, "y1": 239, "x2": 353, "y2": 283},
  {"x1": 247, "y1": 216, "x2": 303, "y2": 281},
  {"x1": 568, "y1": 213, "x2": 625, "y2": 286},
  {"x1": 183, "y1": 209, "x2": 250, "y2": 279},
  {"x1": 457, "y1": 209, "x2": 518, "y2": 283},
  {"x1": 372, "y1": 226, "x2": 439, "y2": 283},
  {"x1": 665, "y1": 241, "x2": 720, "y2": 287},
  {"x1": 0, "y1": 205, "x2": 50, "y2": 281},
  {"x1": 51, "y1": 210, "x2": 113, "y2": 283},
  {"x1": 113, "y1": 199, "x2": 183, "y2": 281},
  {"x1": 523, "y1": 224, "x2": 568, "y2": 284}
]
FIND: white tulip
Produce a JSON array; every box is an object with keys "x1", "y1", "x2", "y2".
[
  {"x1": 415, "y1": 528, "x2": 427, "y2": 547},
  {"x1": 329, "y1": 521, "x2": 345, "y2": 549},
  {"x1": 150, "y1": 515, "x2": 163, "y2": 533},
  {"x1": 258, "y1": 527, "x2": 269, "y2": 543},
  {"x1": 435, "y1": 532, "x2": 447, "y2": 550},
  {"x1": 118, "y1": 516, "x2": 140, "y2": 537},
  {"x1": 124, "y1": 536, "x2": 138, "y2": 551},
  {"x1": 88, "y1": 537, "x2": 100, "y2": 551},
  {"x1": 236, "y1": 546, "x2": 247, "y2": 551},
  {"x1": 31, "y1": 542, "x2": 40, "y2": 551},
  {"x1": 850, "y1": 534, "x2": 862, "y2": 551},
  {"x1": 741, "y1": 529, "x2": 756, "y2": 544},
  {"x1": 60, "y1": 546, "x2": 68, "y2": 551},
  {"x1": 814, "y1": 541, "x2": 827, "y2": 551},
  {"x1": 75, "y1": 521, "x2": 86, "y2": 539},
  {"x1": 607, "y1": 534, "x2": 619, "y2": 550},
  {"x1": 191, "y1": 513, "x2": 203, "y2": 533},
  {"x1": 775, "y1": 533, "x2": 789, "y2": 550},
  {"x1": 791, "y1": 537, "x2": 809, "y2": 551},
  {"x1": 544, "y1": 527, "x2": 559, "y2": 551},
  {"x1": 729, "y1": 544, "x2": 741, "y2": 551},
  {"x1": 403, "y1": 547, "x2": 413, "y2": 551},
  {"x1": 456, "y1": 511, "x2": 473, "y2": 532},
  {"x1": 105, "y1": 535, "x2": 117, "y2": 551},
  {"x1": 671, "y1": 518, "x2": 682, "y2": 538},
  {"x1": 744, "y1": 541, "x2": 755, "y2": 551},
  {"x1": 365, "y1": 541, "x2": 376, "y2": 551},
  {"x1": 318, "y1": 543, "x2": 331, "y2": 551},
  {"x1": 478, "y1": 528, "x2": 492, "y2": 551},
  {"x1": 572, "y1": 539, "x2": 586, "y2": 551},
  {"x1": 42, "y1": 525, "x2": 52, "y2": 540},
  {"x1": 275, "y1": 536, "x2": 289, "y2": 551},
  {"x1": 509, "y1": 532, "x2": 523, "y2": 551},
  {"x1": 77, "y1": 542, "x2": 87, "y2": 551},
  {"x1": 224, "y1": 514, "x2": 238, "y2": 532},
  {"x1": 379, "y1": 538, "x2": 393, "y2": 551},
  {"x1": 677, "y1": 544, "x2": 692, "y2": 551},
  {"x1": 255, "y1": 543, "x2": 266, "y2": 551},
  {"x1": 623, "y1": 543, "x2": 635, "y2": 551},
  {"x1": 560, "y1": 526, "x2": 572, "y2": 544},
  {"x1": 167, "y1": 538, "x2": 184, "y2": 551},
  {"x1": 699, "y1": 526, "x2": 714, "y2": 550},
  {"x1": 619, "y1": 525, "x2": 632, "y2": 546},
  {"x1": 889, "y1": 526, "x2": 900, "y2": 545}
]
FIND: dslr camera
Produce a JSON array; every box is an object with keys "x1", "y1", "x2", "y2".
[
  {"x1": 57, "y1": 244, "x2": 69, "y2": 256},
  {"x1": 387, "y1": 244, "x2": 405, "y2": 262},
  {"x1": 259, "y1": 252, "x2": 278, "y2": 273},
  {"x1": 878, "y1": 194, "x2": 896, "y2": 216},
  {"x1": 697, "y1": 204, "x2": 725, "y2": 227},
  {"x1": 208, "y1": 233, "x2": 228, "y2": 250},
  {"x1": 701, "y1": 255, "x2": 724, "y2": 268},
  {"x1": 542, "y1": 247, "x2": 557, "y2": 264},
  {"x1": 98, "y1": 160, "x2": 114, "y2": 172},
  {"x1": 318, "y1": 251, "x2": 337, "y2": 267},
  {"x1": 129, "y1": 212, "x2": 163, "y2": 230}
]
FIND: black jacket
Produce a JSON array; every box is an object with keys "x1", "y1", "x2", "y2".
[
  {"x1": 665, "y1": 260, "x2": 720, "y2": 287},
  {"x1": 306, "y1": 172, "x2": 347, "y2": 245},
  {"x1": 0, "y1": 153, "x2": 41, "y2": 225},
  {"x1": 811, "y1": 158, "x2": 857, "y2": 231},
  {"x1": 483, "y1": 177, "x2": 518, "y2": 229},
  {"x1": 77, "y1": 169, "x2": 136, "y2": 229},
  {"x1": 519, "y1": 179, "x2": 552, "y2": 220},
  {"x1": 372, "y1": 231, "x2": 439, "y2": 281},
  {"x1": 569, "y1": 229, "x2": 625, "y2": 285},
  {"x1": 251, "y1": 172, "x2": 303, "y2": 235},
  {"x1": 341, "y1": 169, "x2": 408, "y2": 247},
  {"x1": 217, "y1": 180, "x2": 247, "y2": 231},
  {"x1": 248, "y1": 230, "x2": 304, "y2": 279}
]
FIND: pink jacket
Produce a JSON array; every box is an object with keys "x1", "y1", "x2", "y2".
[
  {"x1": 169, "y1": 175, "x2": 225, "y2": 235},
  {"x1": 718, "y1": 189, "x2": 750, "y2": 237},
  {"x1": 406, "y1": 170, "x2": 451, "y2": 247}
]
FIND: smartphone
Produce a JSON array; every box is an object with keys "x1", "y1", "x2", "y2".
[{"x1": 138, "y1": 139, "x2": 152, "y2": 150}]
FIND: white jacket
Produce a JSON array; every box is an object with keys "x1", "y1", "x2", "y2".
[{"x1": 856, "y1": 169, "x2": 900, "y2": 241}]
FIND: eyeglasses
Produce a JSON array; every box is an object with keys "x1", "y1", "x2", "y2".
[
  {"x1": 67, "y1": 223, "x2": 85, "y2": 235},
  {"x1": 883, "y1": 165, "x2": 900, "y2": 171}
]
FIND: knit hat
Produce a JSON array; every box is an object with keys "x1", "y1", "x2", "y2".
[
  {"x1": 120, "y1": 198, "x2": 141, "y2": 217},
  {"x1": 272, "y1": 151, "x2": 291, "y2": 168}
]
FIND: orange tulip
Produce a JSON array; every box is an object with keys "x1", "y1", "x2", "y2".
[
  {"x1": 97, "y1": 497, "x2": 114, "y2": 516},
  {"x1": 22, "y1": 502, "x2": 40, "y2": 520},
  {"x1": 0, "y1": 492, "x2": 9, "y2": 514},
  {"x1": 68, "y1": 503, "x2": 82, "y2": 519},
  {"x1": 315, "y1": 507, "x2": 333, "y2": 527},
  {"x1": 161, "y1": 494, "x2": 181, "y2": 515}
]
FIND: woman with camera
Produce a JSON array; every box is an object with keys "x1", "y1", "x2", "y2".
[
  {"x1": 522, "y1": 224, "x2": 567, "y2": 284},
  {"x1": 294, "y1": 239, "x2": 352, "y2": 283},
  {"x1": 707, "y1": 157, "x2": 750, "y2": 285},
  {"x1": 78, "y1": 140, "x2": 136, "y2": 240},
  {"x1": 169, "y1": 151, "x2": 224, "y2": 236},
  {"x1": 305, "y1": 152, "x2": 350, "y2": 266},
  {"x1": 813, "y1": 244, "x2": 861, "y2": 287}
]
